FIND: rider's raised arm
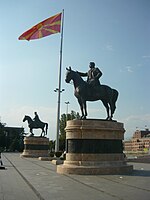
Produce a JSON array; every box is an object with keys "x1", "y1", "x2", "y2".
[{"x1": 76, "y1": 71, "x2": 88, "y2": 77}]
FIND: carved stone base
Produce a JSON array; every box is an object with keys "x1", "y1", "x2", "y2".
[
  {"x1": 21, "y1": 136, "x2": 49, "y2": 158},
  {"x1": 57, "y1": 120, "x2": 133, "y2": 175}
]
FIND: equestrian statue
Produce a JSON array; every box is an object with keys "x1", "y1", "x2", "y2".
[
  {"x1": 23, "y1": 112, "x2": 48, "y2": 137},
  {"x1": 65, "y1": 62, "x2": 119, "y2": 120}
]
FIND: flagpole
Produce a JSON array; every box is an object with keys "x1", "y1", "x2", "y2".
[{"x1": 55, "y1": 9, "x2": 64, "y2": 152}]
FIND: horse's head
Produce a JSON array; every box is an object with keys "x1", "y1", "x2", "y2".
[
  {"x1": 65, "y1": 66, "x2": 73, "y2": 83},
  {"x1": 23, "y1": 115, "x2": 27, "y2": 122},
  {"x1": 65, "y1": 66, "x2": 84, "y2": 88},
  {"x1": 23, "y1": 115, "x2": 32, "y2": 123}
]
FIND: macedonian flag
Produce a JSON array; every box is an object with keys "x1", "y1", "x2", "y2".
[{"x1": 18, "y1": 12, "x2": 62, "y2": 41}]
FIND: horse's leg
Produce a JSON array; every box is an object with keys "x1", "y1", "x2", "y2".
[
  {"x1": 102, "y1": 100, "x2": 110, "y2": 120},
  {"x1": 83, "y1": 100, "x2": 87, "y2": 119},
  {"x1": 29, "y1": 128, "x2": 34, "y2": 136},
  {"x1": 40, "y1": 127, "x2": 45, "y2": 137},
  {"x1": 40, "y1": 129, "x2": 43, "y2": 137},
  {"x1": 40, "y1": 131, "x2": 42, "y2": 137},
  {"x1": 108, "y1": 90, "x2": 118, "y2": 120},
  {"x1": 43, "y1": 128, "x2": 45, "y2": 137},
  {"x1": 45, "y1": 123, "x2": 48, "y2": 136},
  {"x1": 109, "y1": 101, "x2": 115, "y2": 120},
  {"x1": 110, "y1": 89, "x2": 118, "y2": 119},
  {"x1": 78, "y1": 98, "x2": 84, "y2": 119},
  {"x1": 109, "y1": 104, "x2": 113, "y2": 120}
]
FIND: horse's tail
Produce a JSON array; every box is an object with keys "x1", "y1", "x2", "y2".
[
  {"x1": 45, "y1": 123, "x2": 48, "y2": 135},
  {"x1": 111, "y1": 89, "x2": 119, "y2": 114}
]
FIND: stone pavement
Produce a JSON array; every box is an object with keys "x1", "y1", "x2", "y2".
[{"x1": 0, "y1": 153, "x2": 150, "y2": 200}]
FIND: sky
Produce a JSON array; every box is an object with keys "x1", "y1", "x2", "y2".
[{"x1": 0, "y1": 0, "x2": 150, "y2": 140}]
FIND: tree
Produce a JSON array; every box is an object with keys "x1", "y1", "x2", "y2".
[
  {"x1": 49, "y1": 140, "x2": 55, "y2": 152},
  {"x1": 59, "y1": 110, "x2": 80, "y2": 151}
]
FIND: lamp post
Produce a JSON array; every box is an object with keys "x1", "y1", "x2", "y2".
[
  {"x1": 65, "y1": 101, "x2": 70, "y2": 119},
  {"x1": 64, "y1": 101, "x2": 70, "y2": 152},
  {"x1": 54, "y1": 88, "x2": 65, "y2": 152},
  {"x1": 54, "y1": 10, "x2": 65, "y2": 153}
]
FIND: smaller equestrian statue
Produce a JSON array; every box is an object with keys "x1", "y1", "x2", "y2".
[
  {"x1": 65, "y1": 66, "x2": 119, "y2": 120},
  {"x1": 23, "y1": 112, "x2": 48, "y2": 137}
]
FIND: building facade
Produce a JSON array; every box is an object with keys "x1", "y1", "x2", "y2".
[
  {"x1": 0, "y1": 126, "x2": 24, "y2": 152},
  {"x1": 124, "y1": 129, "x2": 150, "y2": 152}
]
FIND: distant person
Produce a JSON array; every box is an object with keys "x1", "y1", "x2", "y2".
[
  {"x1": 77, "y1": 62, "x2": 102, "y2": 87},
  {"x1": 0, "y1": 152, "x2": 3, "y2": 166}
]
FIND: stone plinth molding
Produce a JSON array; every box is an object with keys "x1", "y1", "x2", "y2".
[{"x1": 57, "y1": 120, "x2": 133, "y2": 175}]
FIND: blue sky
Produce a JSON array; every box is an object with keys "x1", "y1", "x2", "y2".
[{"x1": 0, "y1": 0, "x2": 150, "y2": 140}]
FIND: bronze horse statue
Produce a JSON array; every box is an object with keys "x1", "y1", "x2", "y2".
[
  {"x1": 23, "y1": 115, "x2": 48, "y2": 137},
  {"x1": 65, "y1": 67, "x2": 119, "y2": 120}
]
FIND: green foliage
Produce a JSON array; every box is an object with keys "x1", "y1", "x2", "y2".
[
  {"x1": 59, "y1": 110, "x2": 80, "y2": 151},
  {"x1": 55, "y1": 151, "x2": 63, "y2": 157},
  {"x1": 49, "y1": 140, "x2": 55, "y2": 152}
]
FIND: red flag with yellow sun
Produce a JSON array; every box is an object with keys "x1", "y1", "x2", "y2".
[{"x1": 18, "y1": 12, "x2": 62, "y2": 41}]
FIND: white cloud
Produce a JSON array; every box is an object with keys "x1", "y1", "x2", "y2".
[
  {"x1": 124, "y1": 114, "x2": 150, "y2": 122},
  {"x1": 142, "y1": 55, "x2": 150, "y2": 59},
  {"x1": 125, "y1": 66, "x2": 133, "y2": 73},
  {"x1": 106, "y1": 44, "x2": 114, "y2": 51},
  {"x1": 122, "y1": 114, "x2": 150, "y2": 139},
  {"x1": 119, "y1": 65, "x2": 134, "y2": 73}
]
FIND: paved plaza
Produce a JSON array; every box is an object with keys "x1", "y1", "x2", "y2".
[{"x1": 0, "y1": 153, "x2": 150, "y2": 200}]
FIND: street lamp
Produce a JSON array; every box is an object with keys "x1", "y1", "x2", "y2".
[
  {"x1": 65, "y1": 101, "x2": 70, "y2": 118},
  {"x1": 54, "y1": 88, "x2": 65, "y2": 93},
  {"x1": 54, "y1": 88, "x2": 65, "y2": 152}
]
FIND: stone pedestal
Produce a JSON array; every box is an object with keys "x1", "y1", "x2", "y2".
[
  {"x1": 21, "y1": 137, "x2": 49, "y2": 158},
  {"x1": 57, "y1": 119, "x2": 133, "y2": 175}
]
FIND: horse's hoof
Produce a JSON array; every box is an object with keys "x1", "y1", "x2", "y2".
[
  {"x1": 106, "y1": 117, "x2": 112, "y2": 121},
  {"x1": 28, "y1": 133, "x2": 34, "y2": 137},
  {"x1": 80, "y1": 116, "x2": 86, "y2": 119},
  {"x1": 82, "y1": 116, "x2": 86, "y2": 120}
]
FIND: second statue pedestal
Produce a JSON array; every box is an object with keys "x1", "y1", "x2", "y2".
[
  {"x1": 21, "y1": 136, "x2": 49, "y2": 158},
  {"x1": 57, "y1": 119, "x2": 133, "y2": 175}
]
